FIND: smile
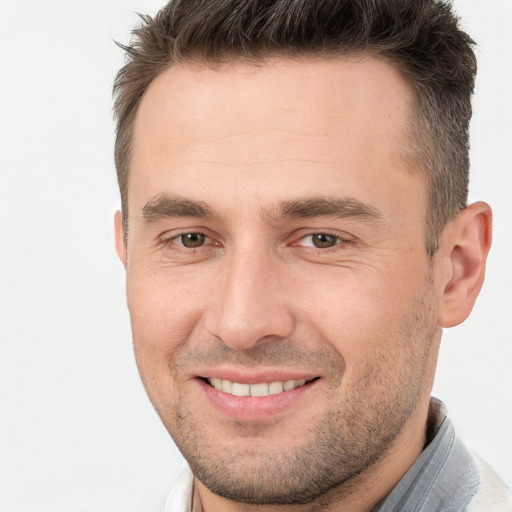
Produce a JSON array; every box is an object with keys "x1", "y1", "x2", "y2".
[{"x1": 206, "y1": 377, "x2": 316, "y2": 397}]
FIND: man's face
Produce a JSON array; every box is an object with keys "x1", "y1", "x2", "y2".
[{"x1": 119, "y1": 57, "x2": 443, "y2": 505}]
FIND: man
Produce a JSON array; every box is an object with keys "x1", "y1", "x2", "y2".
[{"x1": 112, "y1": 0, "x2": 511, "y2": 510}]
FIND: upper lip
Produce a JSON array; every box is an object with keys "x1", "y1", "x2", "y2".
[{"x1": 195, "y1": 368, "x2": 320, "y2": 384}]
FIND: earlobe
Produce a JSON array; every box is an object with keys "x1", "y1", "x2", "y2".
[
  {"x1": 437, "y1": 202, "x2": 492, "y2": 328},
  {"x1": 114, "y1": 210, "x2": 128, "y2": 269}
]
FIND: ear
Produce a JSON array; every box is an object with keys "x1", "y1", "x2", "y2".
[
  {"x1": 437, "y1": 202, "x2": 492, "y2": 328},
  {"x1": 114, "y1": 210, "x2": 128, "y2": 269}
]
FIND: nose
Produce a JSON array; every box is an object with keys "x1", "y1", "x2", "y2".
[{"x1": 204, "y1": 246, "x2": 295, "y2": 351}]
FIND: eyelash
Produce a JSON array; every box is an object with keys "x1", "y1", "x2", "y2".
[
  {"x1": 162, "y1": 232, "x2": 218, "y2": 251},
  {"x1": 292, "y1": 231, "x2": 355, "y2": 251},
  {"x1": 161, "y1": 230, "x2": 355, "y2": 253}
]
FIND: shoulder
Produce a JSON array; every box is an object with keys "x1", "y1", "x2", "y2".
[{"x1": 466, "y1": 452, "x2": 512, "y2": 512}]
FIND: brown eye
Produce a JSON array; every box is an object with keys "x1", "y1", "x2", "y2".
[
  {"x1": 180, "y1": 233, "x2": 206, "y2": 248},
  {"x1": 311, "y1": 233, "x2": 338, "y2": 248}
]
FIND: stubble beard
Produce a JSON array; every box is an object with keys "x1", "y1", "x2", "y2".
[{"x1": 152, "y1": 282, "x2": 438, "y2": 506}]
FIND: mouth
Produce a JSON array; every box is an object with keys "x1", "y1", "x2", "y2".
[
  {"x1": 197, "y1": 373, "x2": 322, "y2": 421},
  {"x1": 203, "y1": 376, "x2": 320, "y2": 397}
]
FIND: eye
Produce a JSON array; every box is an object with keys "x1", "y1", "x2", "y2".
[
  {"x1": 178, "y1": 233, "x2": 207, "y2": 248},
  {"x1": 309, "y1": 233, "x2": 338, "y2": 248},
  {"x1": 299, "y1": 233, "x2": 342, "y2": 249}
]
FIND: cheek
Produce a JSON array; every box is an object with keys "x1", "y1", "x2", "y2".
[
  {"x1": 293, "y1": 268, "x2": 425, "y2": 365},
  {"x1": 126, "y1": 271, "x2": 205, "y2": 421},
  {"x1": 126, "y1": 267, "x2": 208, "y2": 375}
]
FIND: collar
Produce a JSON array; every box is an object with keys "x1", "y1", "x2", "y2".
[
  {"x1": 371, "y1": 397, "x2": 479, "y2": 512},
  {"x1": 165, "y1": 466, "x2": 194, "y2": 512}
]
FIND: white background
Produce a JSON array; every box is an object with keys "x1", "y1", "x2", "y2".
[{"x1": 0, "y1": 1, "x2": 510, "y2": 510}]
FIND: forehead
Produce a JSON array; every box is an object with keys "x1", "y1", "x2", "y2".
[
  {"x1": 130, "y1": 57, "x2": 421, "y2": 215},
  {"x1": 134, "y1": 56, "x2": 412, "y2": 146}
]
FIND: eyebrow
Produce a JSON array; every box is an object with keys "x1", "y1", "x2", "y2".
[
  {"x1": 268, "y1": 197, "x2": 383, "y2": 223},
  {"x1": 142, "y1": 195, "x2": 213, "y2": 222},
  {"x1": 142, "y1": 194, "x2": 383, "y2": 224}
]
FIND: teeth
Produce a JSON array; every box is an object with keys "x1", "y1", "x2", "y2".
[
  {"x1": 221, "y1": 380, "x2": 232, "y2": 393},
  {"x1": 210, "y1": 377, "x2": 222, "y2": 389},
  {"x1": 283, "y1": 380, "x2": 296, "y2": 391},
  {"x1": 207, "y1": 377, "x2": 310, "y2": 397},
  {"x1": 250, "y1": 382, "x2": 269, "y2": 397},
  {"x1": 232, "y1": 382, "x2": 250, "y2": 397},
  {"x1": 269, "y1": 381, "x2": 284, "y2": 395}
]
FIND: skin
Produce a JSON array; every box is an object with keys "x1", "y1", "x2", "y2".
[{"x1": 115, "y1": 57, "x2": 492, "y2": 512}]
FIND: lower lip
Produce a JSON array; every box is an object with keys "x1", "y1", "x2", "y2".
[{"x1": 196, "y1": 378, "x2": 319, "y2": 422}]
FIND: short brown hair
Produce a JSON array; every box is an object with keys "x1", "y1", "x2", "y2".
[{"x1": 113, "y1": 0, "x2": 477, "y2": 255}]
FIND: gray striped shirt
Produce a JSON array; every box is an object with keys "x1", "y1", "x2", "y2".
[{"x1": 372, "y1": 399, "x2": 479, "y2": 512}]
